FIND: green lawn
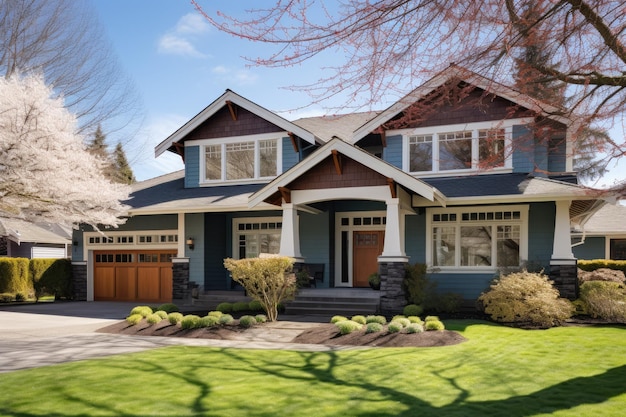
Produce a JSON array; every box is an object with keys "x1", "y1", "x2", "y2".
[{"x1": 1, "y1": 320, "x2": 625, "y2": 416}]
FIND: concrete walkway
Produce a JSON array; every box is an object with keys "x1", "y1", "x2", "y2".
[{"x1": 0, "y1": 302, "x2": 352, "y2": 373}]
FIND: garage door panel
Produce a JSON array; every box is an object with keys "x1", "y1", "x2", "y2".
[
  {"x1": 115, "y1": 266, "x2": 137, "y2": 301},
  {"x1": 94, "y1": 267, "x2": 115, "y2": 300},
  {"x1": 159, "y1": 266, "x2": 173, "y2": 303},
  {"x1": 137, "y1": 267, "x2": 161, "y2": 301}
]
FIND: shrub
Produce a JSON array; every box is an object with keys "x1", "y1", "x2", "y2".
[
  {"x1": 208, "y1": 311, "x2": 223, "y2": 318},
  {"x1": 15, "y1": 293, "x2": 26, "y2": 302},
  {"x1": 156, "y1": 303, "x2": 179, "y2": 313},
  {"x1": 425, "y1": 315, "x2": 440, "y2": 322},
  {"x1": 425, "y1": 320, "x2": 445, "y2": 331},
  {"x1": 248, "y1": 300, "x2": 264, "y2": 312},
  {"x1": 578, "y1": 259, "x2": 626, "y2": 275},
  {"x1": 403, "y1": 262, "x2": 436, "y2": 305},
  {"x1": 146, "y1": 313, "x2": 163, "y2": 325},
  {"x1": 387, "y1": 321, "x2": 403, "y2": 333},
  {"x1": 239, "y1": 315, "x2": 257, "y2": 328},
  {"x1": 395, "y1": 318, "x2": 411, "y2": 328},
  {"x1": 181, "y1": 315, "x2": 201, "y2": 329},
  {"x1": 351, "y1": 315, "x2": 367, "y2": 325},
  {"x1": 432, "y1": 292, "x2": 464, "y2": 314},
  {"x1": 331, "y1": 315, "x2": 348, "y2": 324},
  {"x1": 478, "y1": 270, "x2": 573, "y2": 328},
  {"x1": 130, "y1": 306, "x2": 153, "y2": 317},
  {"x1": 407, "y1": 316, "x2": 423, "y2": 324},
  {"x1": 335, "y1": 320, "x2": 363, "y2": 335},
  {"x1": 224, "y1": 256, "x2": 296, "y2": 322},
  {"x1": 30, "y1": 258, "x2": 72, "y2": 300},
  {"x1": 579, "y1": 281, "x2": 626, "y2": 322},
  {"x1": 199, "y1": 315, "x2": 220, "y2": 328},
  {"x1": 0, "y1": 293, "x2": 13, "y2": 303},
  {"x1": 406, "y1": 323, "x2": 424, "y2": 333},
  {"x1": 255, "y1": 314, "x2": 268, "y2": 323},
  {"x1": 0, "y1": 257, "x2": 31, "y2": 296},
  {"x1": 391, "y1": 315, "x2": 406, "y2": 322},
  {"x1": 168, "y1": 312, "x2": 183, "y2": 325},
  {"x1": 153, "y1": 310, "x2": 168, "y2": 319},
  {"x1": 233, "y1": 301, "x2": 250, "y2": 312},
  {"x1": 365, "y1": 322, "x2": 384, "y2": 333},
  {"x1": 216, "y1": 302, "x2": 233, "y2": 313},
  {"x1": 368, "y1": 272, "x2": 380, "y2": 290},
  {"x1": 126, "y1": 314, "x2": 143, "y2": 325},
  {"x1": 219, "y1": 314, "x2": 234, "y2": 325},
  {"x1": 365, "y1": 315, "x2": 387, "y2": 325},
  {"x1": 403, "y1": 304, "x2": 423, "y2": 317}
]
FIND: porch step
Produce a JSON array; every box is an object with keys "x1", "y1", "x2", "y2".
[
  {"x1": 284, "y1": 294, "x2": 380, "y2": 317},
  {"x1": 191, "y1": 291, "x2": 251, "y2": 310}
]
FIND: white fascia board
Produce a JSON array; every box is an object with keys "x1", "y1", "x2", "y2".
[
  {"x1": 411, "y1": 192, "x2": 600, "y2": 207},
  {"x1": 155, "y1": 90, "x2": 319, "y2": 157},
  {"x1": 128, "y1": 203, "x2": 276, "y2": 217}
]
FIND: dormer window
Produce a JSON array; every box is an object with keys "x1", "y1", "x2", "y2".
[{"x1": 199, "y1": 134, "x2": 281, "y2": 183}]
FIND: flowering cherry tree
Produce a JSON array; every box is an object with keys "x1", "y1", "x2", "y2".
[{"x1": 0, "y1": 74, "x2": 130, "y2": 228}]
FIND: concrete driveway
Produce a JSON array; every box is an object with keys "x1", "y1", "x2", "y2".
[{"x1": 0, "y1": 302, "x2": 343, "y2": 373}]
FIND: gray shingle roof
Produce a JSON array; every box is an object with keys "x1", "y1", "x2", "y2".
[{"x1": 292, "y1": 111, "x2": 379, "y2": 143}]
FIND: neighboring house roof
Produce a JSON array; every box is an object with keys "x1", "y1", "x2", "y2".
[
  {"x1": 572, "y1": 203, "x2": 626, "y2": 235},
  {"x1": 155, "y1": 89, "x2": 321, "y2": 158},
  {"x1": 0, "y1": 217, "x2": 71, "y2": 245}
]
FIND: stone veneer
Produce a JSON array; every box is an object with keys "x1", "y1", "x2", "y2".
[
  {"x1": 379, "y1": 261, "x2": 408, "y2": 314},
  {"x1": 71, "y1": 262, "x2": 87, "y2": 301},
  {"x1": 549, "y1": 262, "x2": 579, "y2": 300},
  {"x1": 172, "y1": 260, "x2": 190, "y2": 301}
]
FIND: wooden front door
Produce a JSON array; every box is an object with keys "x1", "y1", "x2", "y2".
[{"x1": 353, "y1": 231, "x2": 384, "y2": 287}]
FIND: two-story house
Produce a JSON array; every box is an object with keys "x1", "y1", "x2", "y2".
[{"x1": 71, "y1": 65, "x2": 617, "y2": 309}]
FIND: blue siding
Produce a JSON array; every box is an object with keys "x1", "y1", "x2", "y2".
[
  {"x1": 548, "y1": 136, "x2": 567, "y2": 173},
  {"x1": 512, "y1": 125, "x2": 534, "y2": 174},
  {"x1": 573, "y1": 237, "x2": 605, "y2": 260},
  {"x1": 299, "y1": 211, "x2": 331, "y2": 288},
  {"x1": 118, "y1": 215, "x2": 178, "y2": 231},
  {"x1": 405, "y1": 212, "x2": 427, "y2": 263},
  {"x1": 428, "y1": 272, "x2": 495, "y2": 300},
  {"x1": 282, "y1": 137, "x2": 299, "y2": 171},
  {"x1": 204, "y1": 212, "x2": 229, "y2": 290},
  {"x1": 528, "y1": 202, "x2": 555, "y2": 269},
  {"x1": 185, "y1": 213, "x2": 204, "y2": 287},
  {"x1": 185, "y1": 146, "x2": 200, "y2": 188},
  {"x1": 383, "y1": 134, "x2": 403, "y2": 169}
]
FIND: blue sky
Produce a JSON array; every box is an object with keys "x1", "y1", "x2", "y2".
[{"x1": 93, "y1": 1, "x2": 624, "y2": 188}]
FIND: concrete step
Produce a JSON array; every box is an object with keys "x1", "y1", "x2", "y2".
[{"x1": 285, "y1": 297, "x2": 379, "y2": 316}]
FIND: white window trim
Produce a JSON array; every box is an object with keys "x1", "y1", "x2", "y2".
[
  {"x1": 425, "y1": 205, "x2": 529, "y2": 273},
  {"x1": 190, "y1": 133, "x2": 284, "y2": 185},
  {"x1": 232, "y1": 216, "x2": 283, "y2": 260},
  {"x1": 83, "y1": 230, "x2": 179, "y2": 260},
  {"x1": 394, "y1": 119, "x2": 530, "y2": 177}
]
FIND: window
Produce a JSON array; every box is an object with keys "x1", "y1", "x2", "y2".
[
  {"x1": 201, "y1": 135, "x2": 280, "y2": 182},
  {"x1": 428, "y1": 206, "x2": 527, "y2": 269},
  {"x1": 234, "y1": 218, "x2": 282, "y2": 259},
  {"x1": 401, "y1": 121, "x2": 517, "y2": 174}
]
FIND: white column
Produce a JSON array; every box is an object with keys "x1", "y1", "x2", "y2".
[
  {"x1": 280, "y1": 203, "x2": 303, "y2": 260},
  {"x1": 381, "y1": 198, "x2": 406, "y2": 258},
  {"x1": 551, "y1": 200, "x2": 575, "y2": 261},
  {"x1": 177, "y1": 213, "x2": 186, "y2": 258}
]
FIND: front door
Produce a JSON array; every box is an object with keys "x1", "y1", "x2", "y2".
[{"x1": 353, "y1": 231, "x2": 384, "y2": 287}]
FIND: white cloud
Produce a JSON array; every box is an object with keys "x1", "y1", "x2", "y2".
[
  {"x1": 211, "y1": 66, "x2": 259, "y2": 86},
  {"x1": 157, "y1": 13, "x2": 210, "y2": 58}
]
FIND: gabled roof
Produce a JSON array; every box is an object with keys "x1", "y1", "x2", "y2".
[
  {"x1": 249, "y1": 137, "x2": 447, "y2": 208},
  {"x1": 155, "y1": 89, "x2": 320, "y2": 157},
  {"x1": 352, "y1": 65, "x2": 571, "y2": 143},
  {"x1": 572, "y1": 203, "x2": 626, "y2": 234},
  {"x1": 292, "y1": 111, "x2": 379, "y2": 144}
]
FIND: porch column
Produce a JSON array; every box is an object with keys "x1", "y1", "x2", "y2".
[
  {"x1": 550, "y1": 200, "x2": 578, "y2": 300},
  {"x1": 381, "y1": 198, "x2": 405, "y2": 257},
  {"x1": 177, "y1": 213, "x2": 186, "y2": 258},
  {"x1": 280, "y1": 203, "x2": 303, "y2": 261},
  {"x1": 379, "y1": 198, "x2": 409, "y2": 314}
]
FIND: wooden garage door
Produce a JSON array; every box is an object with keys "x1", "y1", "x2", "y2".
[{"x1": 94, "y1": 250, "x2": 175, "y2": 303}]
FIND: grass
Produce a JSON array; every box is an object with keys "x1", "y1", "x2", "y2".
[{"x1": 0, "y1": 320, "x2": 625, "y2": 416}]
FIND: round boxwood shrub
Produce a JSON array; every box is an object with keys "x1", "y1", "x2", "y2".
[
  {"x1": 425, "y1": 315, "x2": 440, "y2": 322},
  {"x1": 219, "y1": 314, "x2": 234, "y2": 325},
  {"x1": 216, "y1": 302, "x2": 233, "y2": 313},
  {"x1": 154, "y1": 310, "x2": 168, "y2": 319},
  {"x1": 130, "y1": 306, "x2": 153, "y2": 317},
  {"x1": 335, "y1": 320, "x2": 363, "y2": 335},
  {"x1": 407, "y1": 316, "x2": 423, "y2": 324},
  {"x1": 156, "y1": 303, "x2": 179, "y2": 313},
  {"x1": 168, "y1": 312, "x2": 183, "y2": 325},
  {"x1": 146, "y1": 313, "x2": 163, "y2": 325},
  {"x1": 387, "y1": 321, "x2": 403, "y2": 333},
  {"x1": 394, "y1": 318, "x2": 411, "y2": 328},
  {"x1": 255, "y1": 314, "x2": 268, "y2": 323},
  {"x1": 365, "y1": 315, "x2": 387, "y2": 325},
  {"x1": 199, "y1": 315, "x2": 220, "y2": 328},
  {"x1": 181, "y1": 315, "x2": 201, "y2": 329},
  {"x1": 232, "y1": 301, "x2": 250, "y2": 312},
  {"x1": 391, "y1": 314, "x2": 406, "y2": 322},
  {"x1": 126, "y1": 313, "x2": 143, "y2": 325},
  {"x1": 351, "y1": 315, "x2": 367, "y2": 325},
  {"x1": 248, "y1": 300, "x2": 264, "y2": 312},
  {"x1": 365, "y1": 322, "x2": 383, "y2": 334},
  {"x1": 425, "y1": 320, "x2": 445, "y2": 331},
  {"x1": 239, "y1": 315, "x2": 257, "y2": 328},
  {"x1": 330, "y1": 315, "x2": 348, "y2": 324},
  {"x1": 208, "y1": 311, "x2": 223, "y2": 318},
  {"x1": 403, "y1": 304, "x2": 424, "y2": 317},
  {"x1": 406, "y1": 323, "x2": 424, "y2": 333}
]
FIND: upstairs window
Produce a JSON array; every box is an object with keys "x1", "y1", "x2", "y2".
[
  {"x1": 201, "y1": 135, "x2": 280, "y2": 183},
  {"x1": 401, "y1": 121, "x2": 516, "y2": 174}
]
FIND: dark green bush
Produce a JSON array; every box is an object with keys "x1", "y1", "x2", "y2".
[
  {"x1": 239, "y1": 315, "x2": 257, "y2": 328},
  {"x1": 216, "y1": 302, "x2": 233, "y2": 313},
  {"x1": 0, "y1": 257, "x2": 31, "y2": 296},
  {"x1": 403, "y1": 304, "x2": 423, "y2": 317},
  {"x1": 248, "y1": 300, "x2": 264, "y2": 312},
  {"x1": 15, "y1": 293, "x2": 26, "y2": 302},
  {"x1": 232, "y1": 301, "x2": 250, "y2": 312},
  {"x1": 403, "y1": 262, "x2": 435, "y2": 305},
  {"x1": 30, "y1": 258, "x2": 72, "y2": 299},
  {"x1": 156, "y1": 303, "x2": 179, "y2": 313},
  {"x1": 368, "y1": 272, "x2": 380, "y2": 290},
  {"x1": 365, "y1": 322, "x2": 383, "y2": 333},
  {"x1": 579, "y1": 281, "x2": 626, "y2": 323}
]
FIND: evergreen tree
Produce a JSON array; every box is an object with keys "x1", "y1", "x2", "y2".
[
  {"x1": 113, "y1": 142, "x2": 135, "y2": 184},
  {"x1": 86, "y1": 125, "x2": 109, "y2": 161}
]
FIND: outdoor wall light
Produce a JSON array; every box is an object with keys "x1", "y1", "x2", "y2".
[{"x1": 186, "y1": 237, "x2": 195, "y2": 250}]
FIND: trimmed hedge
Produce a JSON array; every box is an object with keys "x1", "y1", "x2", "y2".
[
  {"x1": 0, "y1": 258, "x2": 31, "y2": 296},
  {"x1": 578, "y1": 260, "x2": 626, "y2": 274},
  {"x1": 0, "y1": 257, "x2": 72, "y2": 301}
]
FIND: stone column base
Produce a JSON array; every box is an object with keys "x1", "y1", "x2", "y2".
[
  {"x1": 379, "y1": 260, "x2": 408, "y2": 314},
  {"x1": 71, "y1": 262, "x2": 87, "y2": 301},
  {"x1": 549, "y1": 259, "x2": 578, "y2": 300},
  {"x1": 172, "y1": 258, "x2": 190, "y2": 302}
]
